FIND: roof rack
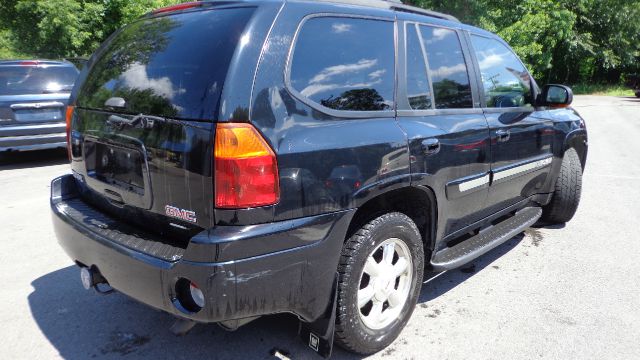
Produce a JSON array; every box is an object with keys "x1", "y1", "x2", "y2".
[
  {"x1": 390, "y1": 2, "x2": 460, "y2": 22},
  {"x1": 311, "y1": 0, "x2": 460, "y2": 23}
]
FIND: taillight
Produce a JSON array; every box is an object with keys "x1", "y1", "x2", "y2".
[
  {"x1": 65, "y1": 106, "x2": 74, "y2": 159},
  {"x1": 152, "y1": 1, "x2": 202, "y2": 15},
  {"x1": 214, "y1": 123, "x2": 279, "y2": 208}
]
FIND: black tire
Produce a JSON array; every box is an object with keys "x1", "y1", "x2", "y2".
[
  {"x1": 635, "y1": 90, "x2": 640, "y2": 98},
  {"x1": 335, "y1": 212, "x2": 424, "y2": 355},
  {"x1": 542, "y1": 148, "x2": 583, "y2": 223}
]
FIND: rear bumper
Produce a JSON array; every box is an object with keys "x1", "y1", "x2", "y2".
[
  {"x1": 0, "y1": 122, "x2": 65, "y2": 151},
  {"x1": 51, "y1": 174, "x2": 352, "y2": 324}
]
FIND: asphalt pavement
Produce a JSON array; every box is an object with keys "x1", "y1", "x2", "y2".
[{"x1": 1, "y1": 95, "x2": 639, "y2": 359}]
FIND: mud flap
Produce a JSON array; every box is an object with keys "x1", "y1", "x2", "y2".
[{"x1": 298, "y1": 272, "x2": 338, "y2": 358}]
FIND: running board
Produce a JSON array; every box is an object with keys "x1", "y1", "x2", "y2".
[{"x1": 430, "y1": 207, "x2": 542, "y2": 271}]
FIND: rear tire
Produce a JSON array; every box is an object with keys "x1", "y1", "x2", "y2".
[
  {"x1": 542, "y1": 148, "x2": 582, "y2": 223},
  {"x1": 335, "y1": 212, "x2": 424, "y2": 355}
]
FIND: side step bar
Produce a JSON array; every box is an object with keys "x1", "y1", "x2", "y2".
[{"x1": 431, "y1": 207, "x2": 542, "y2": 271}]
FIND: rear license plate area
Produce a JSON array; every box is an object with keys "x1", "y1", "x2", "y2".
[
  {"x1": 14, "y1": 108, "x2": 63, "y2": 122},
  {"x1": 85, "y1": 141, "x2": 145, "y2": 195}
]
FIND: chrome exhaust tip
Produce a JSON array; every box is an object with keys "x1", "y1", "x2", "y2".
[
  {"x1": 80, "y1": 266, "x2": 113, "y2": 294},
  {"x1": 80, "y1": 267, "x2": 94, "y2": 290}
]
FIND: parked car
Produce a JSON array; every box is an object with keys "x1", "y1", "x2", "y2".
[
  {"x1": 51, "y1": 0, "x2": 587, "y2": 357},
  {"x1": 0, "y1": 60, "x2": 79, "y2": 152}
]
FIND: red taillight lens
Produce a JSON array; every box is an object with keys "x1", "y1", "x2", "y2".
[
  {"x1": 65, "y1": 106, "x2": 74, "y2": 159},
  {"x1": 214, "y1": 123, "x2": 279, "y2": 208},
  {"x1": 152, "y1": 1, "x2": 202, "y2": 15}
]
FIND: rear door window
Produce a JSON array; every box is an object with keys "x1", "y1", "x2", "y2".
[
  {"x1": 76, "y1": 7, "x2": 255, "y2": 120},
  {"x1": 419, "y1": 25, "x2": 473, "y2": 109},
  {"x1": 470, "y1": 35, "x2": 533, "y2": 108},
  {"x1": 405, "y1": 24, "x2": 432, "y2": 110},
  {"x1": 0, "y1": 66, "x2": 78, "y2": 95},
  {"x1": 289, "y1": 17, "x2": 395, "y2": 112}
]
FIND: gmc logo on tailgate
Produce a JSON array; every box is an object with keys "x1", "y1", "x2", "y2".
[{"x1": 165, "y1": 205, "x2": 197, "y2": 223}]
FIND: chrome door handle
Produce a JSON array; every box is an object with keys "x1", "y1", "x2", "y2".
[
  {"x1": 496, "y1": 129, "x2": 511, "y2": 142},
  {"x1": 422, "y1": 138, "x2": 440, "y2": 155}
]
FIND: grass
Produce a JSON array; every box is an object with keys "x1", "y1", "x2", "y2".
[{"x1": 571, "y1": 83, "x2": 637, "y2": 97}]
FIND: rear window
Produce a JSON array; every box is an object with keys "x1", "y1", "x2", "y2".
[
  {"x1": 76, "y1": 7, "x2": 255, "y2": 120},
  {"x1": 0, "y1": 66, "x2": 78, "y2": 95}
]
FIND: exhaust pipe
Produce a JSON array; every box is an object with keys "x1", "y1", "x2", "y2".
[
  {"x1": 80, "y1": 266, "x2": 113, "y2": 294},
  {"x1": 170, "y1": 318, "x2": 197, "y2": 336}
]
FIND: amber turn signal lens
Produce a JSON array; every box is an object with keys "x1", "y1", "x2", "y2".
[{"x1": 214, "y1": 123, "x2": 279, "y2": 208}]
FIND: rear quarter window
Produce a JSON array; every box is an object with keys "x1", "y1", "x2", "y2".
[
  {"x1": 76, "y1": 7, "x2": 255, "y2": 120},
  {"x1": 288, "y1": 16, "x2": 395, "y2": 112}
]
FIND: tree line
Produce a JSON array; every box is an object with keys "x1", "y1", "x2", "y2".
[
  {"x1": 1, "y1": 0, "x2": 639, "y2": 85},
  {"x1": 408, "y1": 0, "x2": 640, "y2": 85}
]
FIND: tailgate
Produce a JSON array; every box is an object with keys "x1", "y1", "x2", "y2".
[
  {"x1": 71, "y1": 108, "x2": 214, "y2": 233},
  {"x1": 69, "y1": 6, "x2": 256, "y2": 235}
]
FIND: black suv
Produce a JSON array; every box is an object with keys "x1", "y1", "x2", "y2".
[{"x1": 51, "y1": 0, "x2": 587, "y2": 357}]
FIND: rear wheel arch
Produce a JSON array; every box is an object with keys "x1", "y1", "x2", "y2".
[{"x1": 346, "y1": 186, "x2": 437, "y2": 254}]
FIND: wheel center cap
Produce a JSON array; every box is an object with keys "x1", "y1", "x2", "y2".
[{"x1": 374, "y1": 276, "x2": 394, "y2": 300}]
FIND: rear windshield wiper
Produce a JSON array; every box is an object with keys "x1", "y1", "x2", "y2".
[{"x1": 107, "y1": 114, "x2": 164, "y2": 129}]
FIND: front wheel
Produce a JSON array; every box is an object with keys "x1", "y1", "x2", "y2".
[
  {"x1": 542, "y1": 148, "x2": 583, "y2": 223},
  {"x1": 335, "y1": 212, "x2": 424, "y2": 355}
]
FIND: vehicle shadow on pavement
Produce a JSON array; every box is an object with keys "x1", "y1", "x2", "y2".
[
  {"x1": 29, "y1": 235, "x2": 526, "y2": 360},
  {"x1": 418, "y1": 233, "x2": 524, "y2": 304},
  {"x1": 28, "y1": 266, "x2": 362, "y2": 359},
  {"x1": 0, "y1": 148, "x2": 67, "y2": 170}
]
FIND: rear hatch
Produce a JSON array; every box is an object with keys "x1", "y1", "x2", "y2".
[
  {"x1": 70, "y1": 5, "x2": 256, "y2": 239},
  {"x1": 0, "y1": 63, "x2": 78, "y2": 125}
]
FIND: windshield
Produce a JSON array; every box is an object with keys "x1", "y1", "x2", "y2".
[
  {"x1": 76, "y1": 7, "x2": 255, "y2": 120},
  {"x1": 0, "y1": 66, "x2": 79, "y2": 95}
]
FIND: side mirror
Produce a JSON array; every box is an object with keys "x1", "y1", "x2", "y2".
[{"x1": 538, "y1": 84, "x2": 573, "y2": 108}]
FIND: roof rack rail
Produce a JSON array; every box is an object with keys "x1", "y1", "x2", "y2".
[
  {"x1": 311, "y1": 0, "x2": 460, "y2": 23},
  {"x1": 389, "y1": 2, "x2": 460, "y2": 22}
]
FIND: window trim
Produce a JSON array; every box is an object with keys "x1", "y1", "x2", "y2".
[
  {"x1": 396, "y1": 20, "x2": 480, "y2": 116},
  {"x1": 284, "y1": 13, "x2": 397, "y2": 118},
  {"x1": 468, "y1": 32, "x2": 538, "y2": 113},
  {"x1": 404, "y1": 22, "x2": 435, "y2": 111}
]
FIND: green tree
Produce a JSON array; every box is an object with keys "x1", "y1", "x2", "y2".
[
  {"x1": 408, "y1": 0, "x2": 640, "y2": 85},
  {"x1": 0, "y1": 0, "x2": 186, "y2": 59}
]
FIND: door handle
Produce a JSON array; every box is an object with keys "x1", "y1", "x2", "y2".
[
  {"x1": 496, "y1": 129, "x2": 511, "y2": 142},
  {"x1": 422, "y1": 138, "x2": 440, "y2": 155}
]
